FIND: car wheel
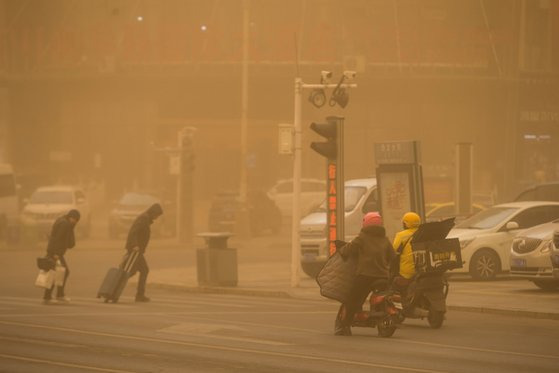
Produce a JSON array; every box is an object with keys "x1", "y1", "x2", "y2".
[
  {"x1": 532, "y1": 280, "x2": 559, "y2": 291},
  {"x1": 469, "y1": 249, "x2": 500, "y2": 280}
]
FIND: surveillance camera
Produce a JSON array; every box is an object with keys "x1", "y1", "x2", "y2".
[
  {"x1": 343, "y1": 70, "x2": 356, "y2": 80},
  {"x1": 320, "y1": 70, "x2": 332, "y2": 83}
]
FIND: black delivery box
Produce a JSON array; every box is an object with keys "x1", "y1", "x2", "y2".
[{"x1": 410, "y1": 218, "x2": 463, "y2": 273}]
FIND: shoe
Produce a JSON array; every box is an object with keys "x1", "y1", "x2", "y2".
[
  {"x1": 135, "y1": 295, "x2": 150, "y2": 302},
  {"x1": 334, "y1": 326, "x2": 352, "y2": 336},
  {"x1": 42, "y1": 299, "x2": 53, "y2": 305},
  {"x1": 56, "y1": 296, "x2": 71, "y2": 303}
]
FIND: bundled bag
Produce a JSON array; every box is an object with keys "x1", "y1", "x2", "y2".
[
  {"x1": 316, "y1": 241, "x2": 357, "y2": 304},
  {"x1": 35, "y1": 269, "x2": 55, "y2": 289},
  {"x1": 36, "y1": 257, "x2": 56, "y2": 271},
  {"x1": 54, "y1": 261, "x2": 66, "y2": 286}
]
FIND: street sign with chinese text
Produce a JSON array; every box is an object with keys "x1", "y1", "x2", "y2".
[{"x1": 374, "y1": 141, "x2": 421, "y2": 164}]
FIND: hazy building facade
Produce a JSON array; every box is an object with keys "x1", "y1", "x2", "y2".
[{"x1": 0, "y1": 0, "x2": 557, "y2": 210}]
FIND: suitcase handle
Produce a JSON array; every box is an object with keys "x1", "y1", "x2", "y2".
[{"x1": 121, "y1": 251, "x2": 139, "y2": 273}]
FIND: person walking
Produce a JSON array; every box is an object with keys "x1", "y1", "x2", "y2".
[
  {"x1": 334, "y1": 212, "x2": 395, "y2": 336},
  {"x1": 43, "y1": 209, "x2": 80, "y2": 304},
  {"x1": 124, "y1": 203, "x2": 163, "y2": 302}
]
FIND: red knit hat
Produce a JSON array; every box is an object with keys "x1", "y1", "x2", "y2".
[{"x1": 363, "y1": 212, "x2": 383, "y2": 227}]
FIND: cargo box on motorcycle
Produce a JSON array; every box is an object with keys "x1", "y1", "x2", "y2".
[
  {"x1": 410, "y1": 218, "x2": 463, "y2": 273},
  {"x1": 411, "y1": 238, "x2": 463, "y2": 273}
]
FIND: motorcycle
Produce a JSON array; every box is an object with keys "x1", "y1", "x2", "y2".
[
  {"x1": 400, "y1": 272, "x2": 449, "y2": 329},
  {"x1": 335, "y1": 281, "x2": 405, "y2": 338}
]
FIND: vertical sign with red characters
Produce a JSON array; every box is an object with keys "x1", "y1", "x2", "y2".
[
  {"x1": 326, "y1": 161, "x2": 344, "y2": 256},
  {"x1": 310, "y1": 116, "x2": 344, "y2": 256}
]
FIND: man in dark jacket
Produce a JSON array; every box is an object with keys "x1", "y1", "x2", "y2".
[
  {"x1": 335, "y1": 212, "x2": 395, "y2": 336},
  {"x1": 125, "y1": 203, "x2": 163, "y2": 302},
  {"x1": 43, "y1": 209, "x2": 80, "y2": 304}
]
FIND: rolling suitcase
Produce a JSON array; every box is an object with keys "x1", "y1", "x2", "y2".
[{"x1": 97, "y1": 251, "x2": 139, "y2": 303}]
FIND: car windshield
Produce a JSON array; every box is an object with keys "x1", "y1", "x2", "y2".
[
  {"x1": 315, "y1": 186, "x2": 367, "y2": 212},
  {"x1": 120, "y1": 193, "x2": 159, "y2": 206},
  {"x1": 455, "y1": 207, "x2": 519, "y2": 230},
  {"x1": 30, "y1": 190, "x2": 73, "y2": 204}
]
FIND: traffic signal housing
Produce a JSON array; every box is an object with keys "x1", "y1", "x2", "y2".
[
  {"x1": 309, "y1": 116, "x2": 342, "y2": 160},
  {"x1": 309, "y1": 116, "x2": 345, "y2": 256}
]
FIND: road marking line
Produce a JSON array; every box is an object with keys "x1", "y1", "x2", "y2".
[
  {"x1": 0, "y1": 320, "x2": 446, "y2": 373},
  {"x1": 0, "y1": 353, "x2": 138, "y2": 373},
  {"x1": 159, "y1": 330, "x2": 291, "y2": 346},
  {"x1": 0, "y1": 335, "x2": 84, "y2": 348},
  {"x1": 396, "y1": 338, "x2": 559, "y2": 360},
  {"x1": 0, "y1": 310, "x2": 334, "y2": 318}
]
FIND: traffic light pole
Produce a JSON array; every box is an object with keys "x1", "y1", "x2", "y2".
[{"x1": 291, "y1": 78, "x2": 356, "y2": 288}]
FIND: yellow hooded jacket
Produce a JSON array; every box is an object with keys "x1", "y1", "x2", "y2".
[{"x1": 392, "y1": 227, "x2": 418, "y2": 279}]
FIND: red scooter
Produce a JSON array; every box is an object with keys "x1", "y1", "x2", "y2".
[{"x1": 335, "y1": 282, "x2": 404, "y2": 338}]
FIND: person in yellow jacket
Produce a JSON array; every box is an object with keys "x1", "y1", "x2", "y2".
[{"x1": 392, "y1": 212, "x2": 421, "y2": 283}]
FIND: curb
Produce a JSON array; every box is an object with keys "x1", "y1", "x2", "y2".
[
  {"x1": 148, "y1": 282, "x2": 293, "y2": 299},
  {"x1": 148, "y1": 282, "x2": 559, "y2": 321},
  {"x1": 447, "y1": 305, "x2": 559, "y2": 321}
]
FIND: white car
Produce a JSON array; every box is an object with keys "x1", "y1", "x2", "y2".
[
  {"x1": 267, "y1": 178, "x2": 326, "y2": 217},
  {"x1": 299, "y1": 178, "x2": 379, "y2": 277},
  {"x1": 21, "y1": 185, "x2": 91, "y2": 238},
  {"x1": 447, "y1": 201, "x2": 559, "y2": 280},
  {"x1": 510, "y1": 220, "x2": 559, "y2": 290}
]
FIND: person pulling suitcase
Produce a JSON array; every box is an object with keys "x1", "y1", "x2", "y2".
[{"x1": 124, "y1": 203, "x2": 163, "y2": 302}]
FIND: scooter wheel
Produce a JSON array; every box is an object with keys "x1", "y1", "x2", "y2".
[
  {"x1": 428, "y1": 311, "x2": 445, "y2": 329},
  {"x1": 377, "y1": 317, "x2": 397, "y2": 338}
]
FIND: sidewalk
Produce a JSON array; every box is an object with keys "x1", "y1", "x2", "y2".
[{"x1": 146, "y1": 262, "x2": 559, "y2": 321}]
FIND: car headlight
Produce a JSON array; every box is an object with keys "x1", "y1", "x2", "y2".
[
  {"x1": 459, "y1": 238, "x2": 474, "y2": 249},
  {"x1": 540, "y1": 240, "x2": 553, "y2": 254}
]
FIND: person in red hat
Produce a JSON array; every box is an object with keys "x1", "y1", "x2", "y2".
[{"x1": 334, "y1": 212, "x2": 395, "y2": 336}]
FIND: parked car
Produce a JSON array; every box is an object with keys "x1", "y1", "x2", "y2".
[
  {"x1": 425, "y1": 202, "x2": 485, "y2": 223},
  {"x1": 510, "y1": 220, "x2": 559, "y2": 290},
  {"x1": 21, "y1": 185, "x2": 91, "y2": 238},
  {"x1": 447, "y1": 201, "x2": 559, "y2": 280},
  {"x1": 108, "y1": 192, "x2": 175, "y2": 238},
  {"x1": 299, "y1": 178, "x2": 379, "y2": 277},
  {"x1": 515, "y1": 182, "x2": 559, "y2": 202},
  {"x1": 0, "y1": 164, "x2": 20, "y2": 241},
  {"x1": 208, "y1": 189, "x2": 281, "y2": 235},
  {"x1": 552, "y1": 230, "x2": 559, "y2": 280},
  {"x1": 267, "y1": 178, "x2": 326, "y2": 217}
]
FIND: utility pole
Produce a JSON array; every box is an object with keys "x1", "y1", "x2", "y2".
[
  {"x1": 153, "y1": 127, "x2": 196, "y2": 244},
  {"x1": 291, "y1": 75, "x2": 356, "y2": 287},
  {"x1": 236, "y1": 0, "x2": 251, "y2": 237}
]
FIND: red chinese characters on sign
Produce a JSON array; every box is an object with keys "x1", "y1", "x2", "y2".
[{"x1": 328, "y1": 163, "x2": 337, "y2": 256}]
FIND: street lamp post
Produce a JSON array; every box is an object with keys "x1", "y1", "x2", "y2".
[{"x1": 291, "y1": 77, "x2": 357, "y2": 288}]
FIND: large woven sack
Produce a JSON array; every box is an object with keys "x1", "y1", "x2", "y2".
[{"x1": 316, "y1": 250, "x2": 357, "y2": 304}]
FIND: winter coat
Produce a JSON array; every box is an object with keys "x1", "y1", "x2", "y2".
[
  {"x1": 46, "y1": 216, "x2": 76, "y2": 257},
  {"x1": 125, "y1": 203, "x2": 163, "y2": 254},
  {"x1": 392, "y1": 227, "x2": 418, "y2": 279},
  {"x1": 339, "y1": 225, "x2": 395, "y2": 278}
]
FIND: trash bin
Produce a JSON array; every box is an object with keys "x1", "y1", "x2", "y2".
[{"x1": 196, "y1": 232, "x2": 238, "y2": 287}]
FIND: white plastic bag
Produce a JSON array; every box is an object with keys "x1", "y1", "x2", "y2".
[
  {"x1": 54, "y1": 261, "x2": 66, "y2": 286},
  {"x1": 35, "y1": 270, "x2": 55, "y2": 289}
]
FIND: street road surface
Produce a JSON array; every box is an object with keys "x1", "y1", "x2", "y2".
[{"x1": 0, "y1": 290, "x2": 558, "y2": 373}]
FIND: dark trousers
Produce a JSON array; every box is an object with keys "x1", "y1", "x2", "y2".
[
  {"x1": 338, "y1": 275, "x2": 387, "y2": 327},
  {"x1": 43, "y1": 256, "x2": 70, "y2": 300},
  {"x1": 129, "y1": 253, "x2": 149, "y2": 297}
]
